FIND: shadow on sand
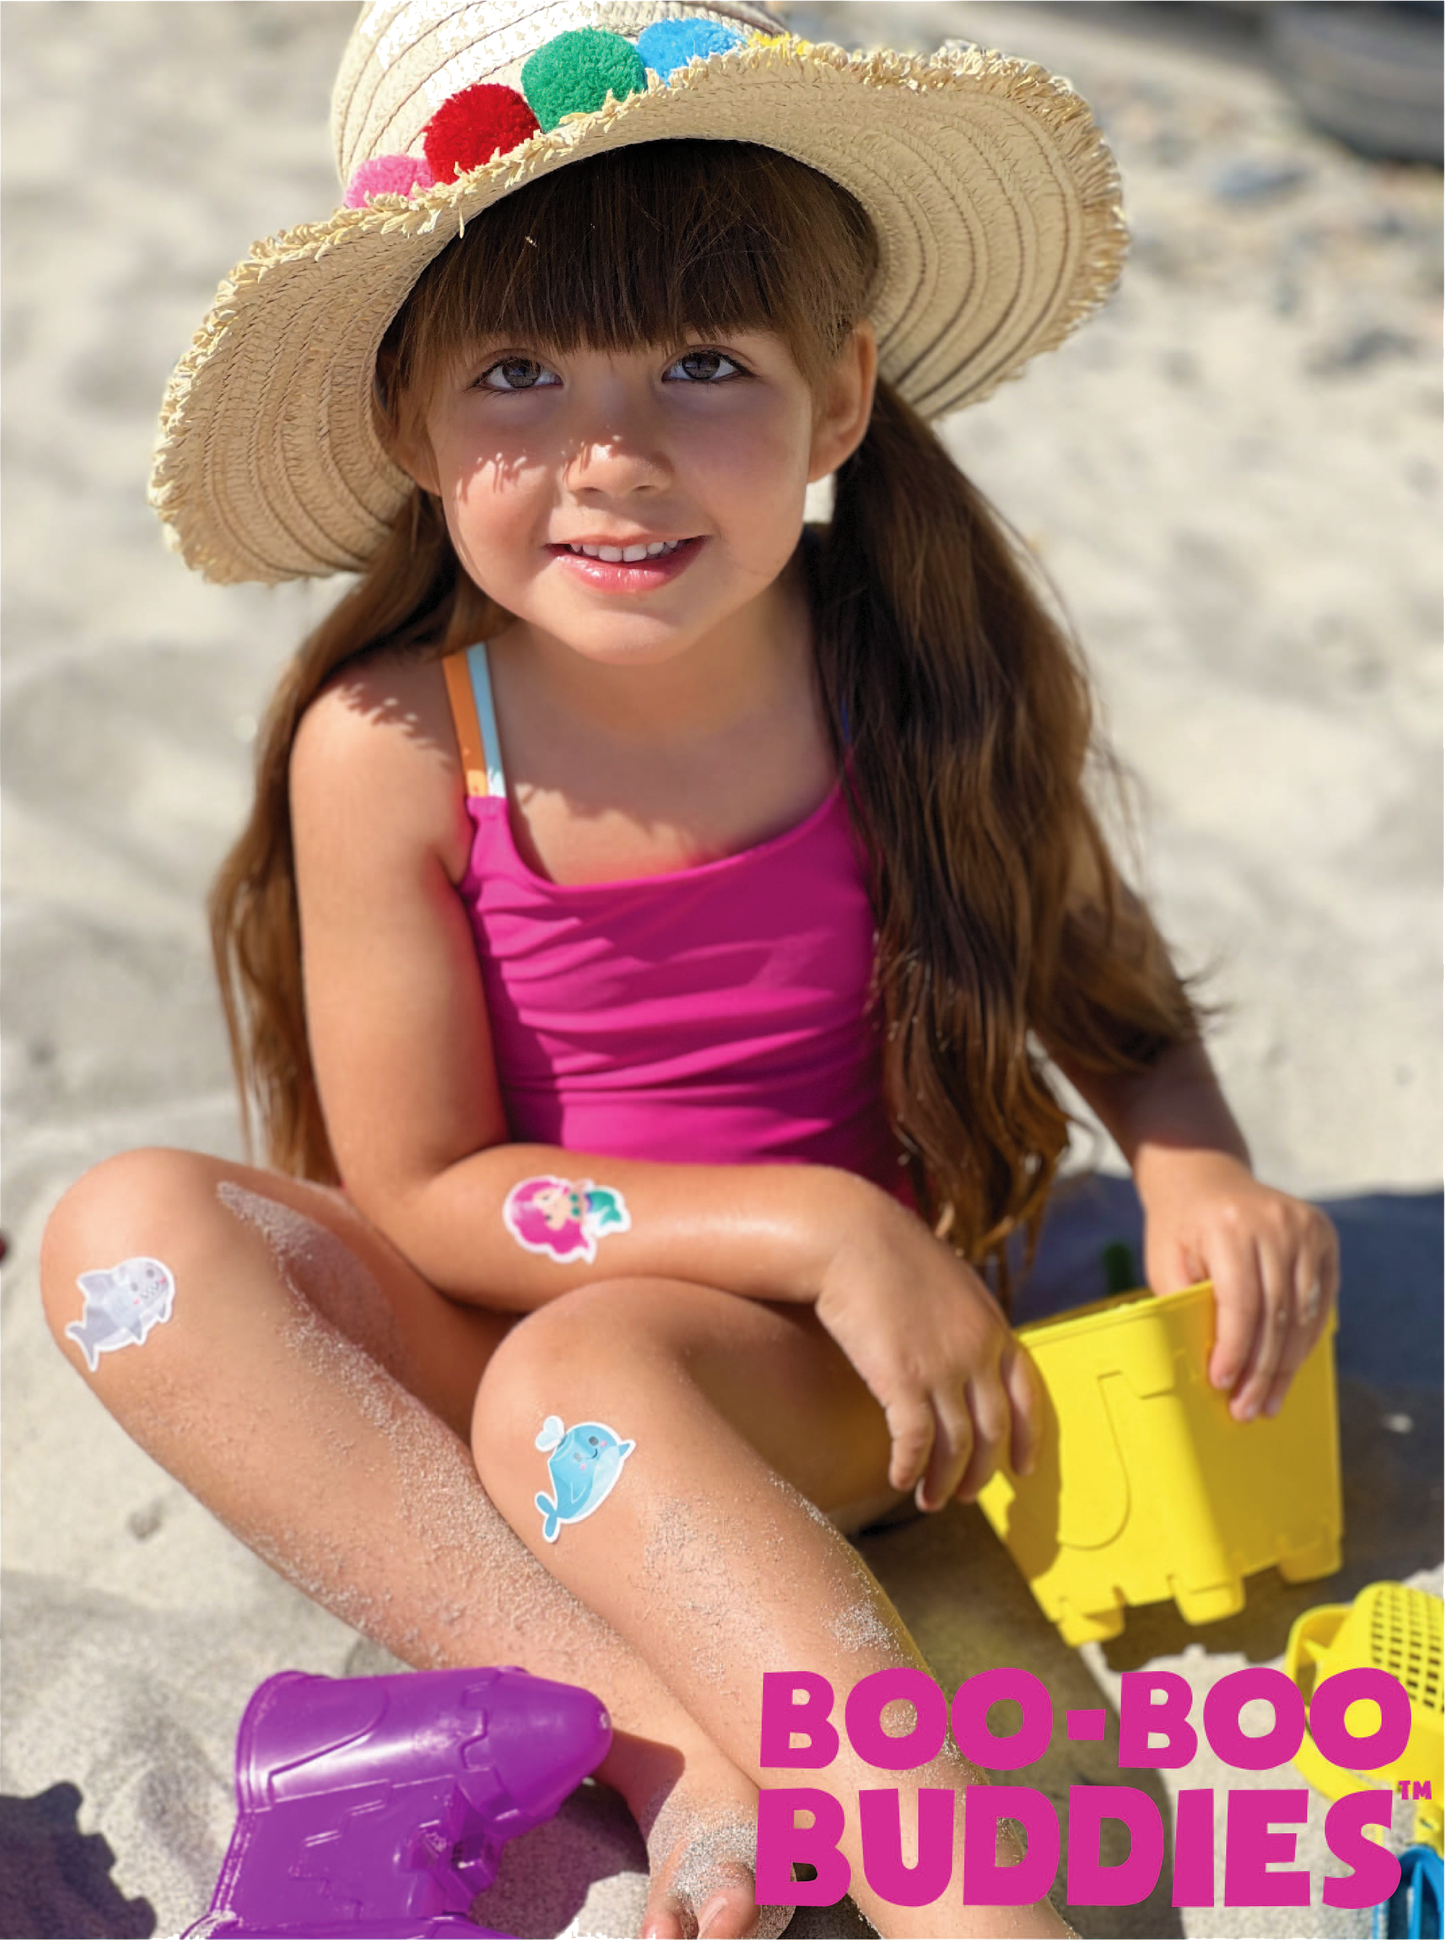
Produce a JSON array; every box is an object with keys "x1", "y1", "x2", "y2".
[{"x1": 0, "y1": 1785, "x2": 155, "y2": 1940}]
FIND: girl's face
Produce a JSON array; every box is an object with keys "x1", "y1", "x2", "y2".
[{"x1": 399, "y1": 326, "x2": 874, "y2": 667}]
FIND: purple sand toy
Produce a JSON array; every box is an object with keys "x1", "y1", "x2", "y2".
[{"x1": 184, "y1": 1664, "x2": 612, "y2": 1938}]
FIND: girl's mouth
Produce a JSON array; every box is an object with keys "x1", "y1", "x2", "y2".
[{"x1": 548, "y1": 536, "x2": 703, "y2": 588}]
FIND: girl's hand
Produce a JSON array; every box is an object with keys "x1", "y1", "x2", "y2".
[
  {"x1": 814, "y1": 1193, "x2": 1042, "y2": 1511},
  {"x1": 1140, "y1": 1152, "x2": 1339, "y2": 1423}
]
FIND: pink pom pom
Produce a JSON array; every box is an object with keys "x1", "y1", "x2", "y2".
[
  {"x1": 344, "y1": 155, "x2": 436, "y2": 208},
  {"x1": 423, "y1": 83, "x2": 541, "y2": 180}
]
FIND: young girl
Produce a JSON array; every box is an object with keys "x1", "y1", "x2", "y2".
[{"x1": 42, "y1": 5, "x2": 1339, "y2": 1935}]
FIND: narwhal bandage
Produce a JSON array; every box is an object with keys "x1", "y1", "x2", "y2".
[
  {"x1": 534, "y1": 1415, "x2": 636, "y2": 1542},
  {"x1": 66, "y1": 1257, "x2": 176, "y2": 1371}
]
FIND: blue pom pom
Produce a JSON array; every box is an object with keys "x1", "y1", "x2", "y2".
[{"x1": 636, "y1": 19, "x2": 744, "y2": 81}]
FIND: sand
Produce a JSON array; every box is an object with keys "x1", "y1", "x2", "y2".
[{"x1": 2, "y1": 5, "x2": 1439, "y2": 1937}]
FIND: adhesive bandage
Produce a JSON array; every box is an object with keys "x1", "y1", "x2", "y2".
[
  {"x1": 533, "y1": 1414, "x2": 636, "y2": 1542},
  {"x1": 66, "y1": 1257, "x2": 176, "y2": 1371},
  {"x1": 503, "y1": 1176, "x2": 631, "y2": 1265}
]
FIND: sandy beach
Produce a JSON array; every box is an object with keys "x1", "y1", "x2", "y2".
[{"x1": 2, "y1": 4, "x2": 1440, "y2": 1936}]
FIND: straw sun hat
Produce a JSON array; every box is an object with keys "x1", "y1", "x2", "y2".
[{"x1": 150, "y1": 0, "x2": 1127, "y2": 586}]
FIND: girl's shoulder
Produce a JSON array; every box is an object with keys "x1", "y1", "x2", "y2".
[
  {"x1": 291, "y1": 645, "x2": 473, "y2": 882},
  {"x1": 301, "y1": 641, "x2": 454, "y2": 743}
]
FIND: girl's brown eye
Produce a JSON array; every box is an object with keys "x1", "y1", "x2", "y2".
[
  {"x1": 481, "y1": 357, "x2": 558, "y2": 391},
  {"x1": 667, "y1": 349, "x2": 743, "y2": 383}
]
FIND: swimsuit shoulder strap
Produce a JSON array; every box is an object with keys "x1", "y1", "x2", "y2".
[{"x1": 441, "y1": 642, "x2": 506, "y2": 798}]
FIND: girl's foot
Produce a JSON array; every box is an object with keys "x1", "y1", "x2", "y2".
[{"x1": 604, "y1": 1731, "x2": 790, "y2": 1939}]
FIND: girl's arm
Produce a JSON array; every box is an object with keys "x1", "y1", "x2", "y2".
[
  {"x1": 291, "y1": 654, "x2": 1033, "y2": 1505},
  {"x1": 1052, "y1": 1036, "x2": 1339, "y2": 1422}
]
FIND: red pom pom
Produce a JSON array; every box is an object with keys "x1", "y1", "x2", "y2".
[{"x1": 423, "y1": 84, "x2": 541, "y2": 179}]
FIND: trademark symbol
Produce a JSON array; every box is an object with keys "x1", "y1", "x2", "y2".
[{"x1": 1396, "y1": 1779, "x2": 1433, "y2": 1801}]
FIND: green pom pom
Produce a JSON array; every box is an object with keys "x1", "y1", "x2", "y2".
[{"x1": 521, "y1": 28, "x2": 648, "y2": 132}]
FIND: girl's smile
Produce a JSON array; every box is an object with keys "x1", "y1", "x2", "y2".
[{"x1": 548, "y1": 532, "x2": 704, "y2": 591}]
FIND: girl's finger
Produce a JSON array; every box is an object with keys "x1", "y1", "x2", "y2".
[
  {"x1": 884, "y1": 1394, "x2": 937, "y2": 1497},
  {"x1": 1262, "y1": 1219, "x2": 1341, "y2": 1418},
  {"x1": 1232, "y1": 1237, "x2": 1296, "y2": 1421},
  {"x1": 1002, "y1": 1340, "x2": 1043, "y2": 1478},
  {"x1": 1206, "y1": 1226, "x2": 1261, "y2": 1397},
  {"x1": 1146, "y1": 1237, "x2": 1200, "y2": 1300},
  {"x1": 921, "y1": 1390, "x2": 974, "y2": 1510},
  {"x1": 954, "y1": 1378, "x2": 1010, "y2": 1503},
  {"x1": 1305, "y1": 1214, "x2": 1341, "y2": 1326}
]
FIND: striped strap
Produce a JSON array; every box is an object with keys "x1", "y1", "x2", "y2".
[
  {"x1": 466, "y1": 643, "x2": 507, "y2": 798},
  {"x1": 442, "y1": 648, "x2": 490, "y2": 798}
]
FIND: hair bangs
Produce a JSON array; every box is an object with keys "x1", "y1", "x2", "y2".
[{"x1": 380, "y1": 141, "x2": 878, "y2": 424}]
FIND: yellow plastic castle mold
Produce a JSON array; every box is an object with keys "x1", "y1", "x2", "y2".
[{"x1": 977, "y1": 1281, "x2": 1342, "y2": 1646}]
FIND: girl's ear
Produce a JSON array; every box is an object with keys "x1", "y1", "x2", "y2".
[
  {"x1": 808, "y1": 322, "x2": 878, "y2": 483},
  {"x1": 392, "y1": 427, "x2": 441, "y2": 497}
]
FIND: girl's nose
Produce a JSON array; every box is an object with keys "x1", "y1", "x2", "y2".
[
  {"x1": 564, "y1": 417, "x2": 671, "y2": 497},
  {"x1": 566, "y1": 386, "x2": 674, "y2": 492}
]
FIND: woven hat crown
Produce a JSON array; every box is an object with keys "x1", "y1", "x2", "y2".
[{"x1": 332, "y1": 0, "x2": 779, "y2": 188}]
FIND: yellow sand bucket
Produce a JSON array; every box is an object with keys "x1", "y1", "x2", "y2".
[
  {"x1": 1284, "y1": 1583, "x2": 1443, "y2": 1854},
  {"x1": 978, "y1": 1281, "x2": 1341, "y2": 1646}
]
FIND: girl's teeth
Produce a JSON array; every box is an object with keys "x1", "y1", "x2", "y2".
[{"x1": 567, "y1": 539, "x2": 683, "y2": 560}]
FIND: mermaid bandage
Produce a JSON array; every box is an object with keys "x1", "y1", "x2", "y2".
[
  {"x1": 66, "y1": 1257, "x2": 176, "y2": 1371},
  {"x1": 503, "y1": 1176, "x2": 631, "y2": 1266},
  {"x1": 534, "y1": 1415, "x2": 636, "y2": 1542}
]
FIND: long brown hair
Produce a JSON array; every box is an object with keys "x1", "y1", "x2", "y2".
[{"x1": 212, "y1": 141, "x2": 1199, "y2": 1277}]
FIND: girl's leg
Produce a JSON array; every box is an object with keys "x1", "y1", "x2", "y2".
[
  {"x1": 471, "y1": 1278, "x2": 1073, "y2": 1940},
  {"x1": 40, "y1": 1150, "x2": 786, "y2": 1940}
]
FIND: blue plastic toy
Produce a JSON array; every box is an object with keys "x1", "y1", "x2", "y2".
[{"x1": 1374, "y1": 1844, "x2": 1444, "y2": 1940}]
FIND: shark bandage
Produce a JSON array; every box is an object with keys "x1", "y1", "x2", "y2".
[{"x1": 66, "y1": 1257, "x2": 176, "y2": 1371}]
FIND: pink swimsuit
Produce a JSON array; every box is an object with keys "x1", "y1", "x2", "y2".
[{"x1": 447, "y1": 644, "x2": 900, "y2": 1189}]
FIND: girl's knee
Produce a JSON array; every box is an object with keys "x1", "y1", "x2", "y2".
[
  {"x1": 470, "y1": 1281, "x2": 670, "y2": 1475},
  {"x1": 474, "y1": 1288, "x2": 599, "y2": 1435},
  {"x1": 40, "y1": 1147, "x2": 216, "y2": 1352}
]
